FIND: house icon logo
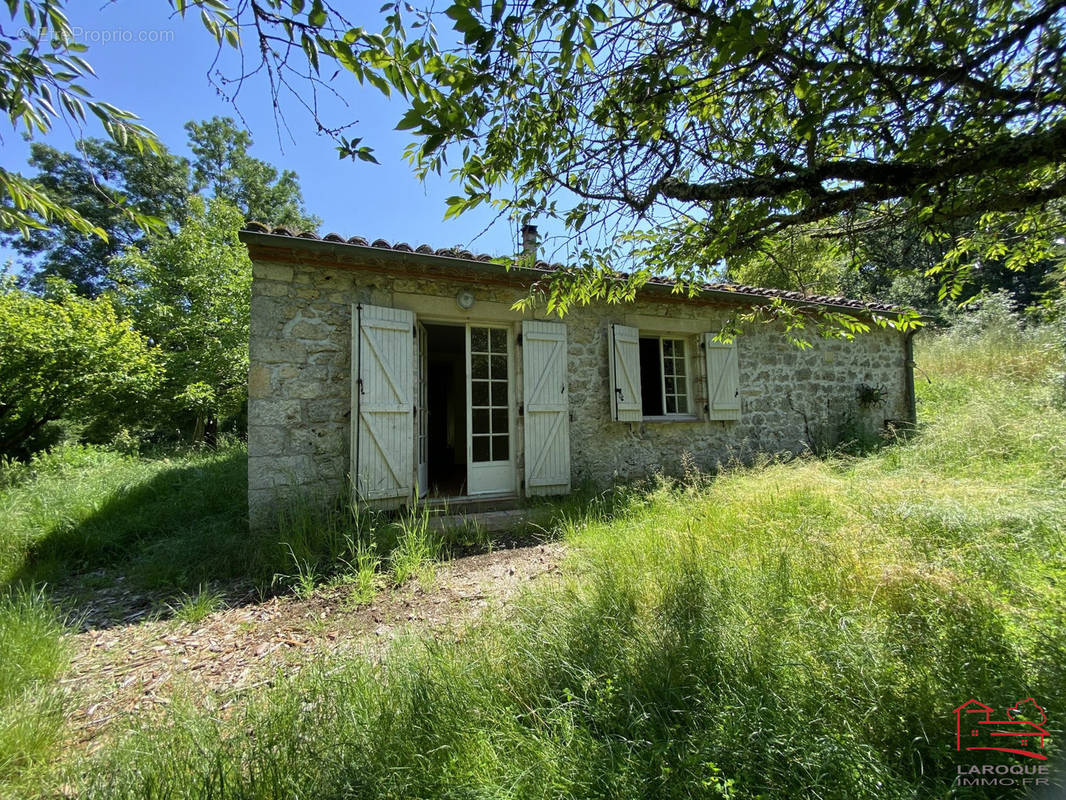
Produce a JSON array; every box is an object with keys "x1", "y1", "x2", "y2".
[{"x1": 955, "y1": 698, "x2": 1050, "y2": 760}]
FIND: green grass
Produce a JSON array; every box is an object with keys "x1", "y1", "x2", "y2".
[
  {"x1": 4, "y1": 323, "x2": 1066, "y2": 798},
  {"x1": 167, "y1": 585, "x2": 226, "y2": 624},
  {"x1": 0, "y1": 589, "x2": 69, "y2": 790},
  {"x1": 0, "y1": 441, "x2": 250, "y2": 591}
]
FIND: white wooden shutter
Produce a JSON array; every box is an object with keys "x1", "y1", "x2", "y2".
[
  {"x1": 609, "y1": 324, "x2": 642, "y2": 422},
  {"x1": 522, "y1": 320, "x2": 570, "y2": 495},
  {"x1": 352, "y1": 304, "x2": 415, "y2": 505},
  {"x1": 703, "y1": 334, "x2": 741, "y2": 421}
]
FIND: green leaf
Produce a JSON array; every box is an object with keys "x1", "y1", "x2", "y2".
[
  {"x1": 308, "y1": 0, "x2": 327, "y2": 28},
  {"x1": 301, "y1": 32, "x2": 320, "y2": 73}
]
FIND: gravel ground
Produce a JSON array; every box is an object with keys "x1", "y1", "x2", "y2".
[{"x1": 57, "y1": 542, "x2": 566, "y2": 751}]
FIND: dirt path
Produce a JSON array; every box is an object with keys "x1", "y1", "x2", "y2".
[{"x1": 61, "y1": 542, "x2": 565, "y2": 750}]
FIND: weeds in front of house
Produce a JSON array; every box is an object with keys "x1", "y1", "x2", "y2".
[
  {"x1": 386, "y1": 505, "x2": 442, "y2": 586},
  {"x1": 269, "y1": 498, "x2": 447, "y2": 597},
  {"x1": 333, "y1": 539, "x2": 381, "y2": 608},
  {"x1": 167, "y1": 585, "x2": 225, "y2": 624},
  {"x1": 68, "y1": 453, "x2": 1066, "y2": 798}
]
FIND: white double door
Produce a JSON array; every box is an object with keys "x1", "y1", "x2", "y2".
[
  {"x1": 415, "y1": 321, "x2": 516, "y2": 496},
  {"x1": 354, "y1": 304, "x2": 570, "y2": 505}
]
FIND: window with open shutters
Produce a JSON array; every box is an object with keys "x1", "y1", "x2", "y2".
[{"x1": 610, "y1": 324, "x2": 741, "y2": 422}]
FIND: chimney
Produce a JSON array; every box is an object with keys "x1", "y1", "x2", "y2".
[{"x1": 521, "y1": 223, "x2": 539, "y2": 258}]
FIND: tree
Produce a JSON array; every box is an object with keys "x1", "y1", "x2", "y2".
[
  {"x1": 0, "y1": 278, "x2": 158, "y2": 457},
  {"x1": 4, "y1": 116, "x2": 321, "y2": 293},
  {"x1": 730, "y1": 210, "x2": 1064, "y2": 314},
  {"x1": 110, "y1": 197, "x2": 251, "y2": 443},
  {"x1": 8, "y1": 0, "x2": 1062, "y2": 314},
  {"x1": 0, "y1": 2, "x2": 165, "y2": 240},
  {"x1": 388, "y1": 0, "x2": 1066, "y2": 306},
  {"x1": 727, "y1": 229, "x2": 849, "y2": 296},
  {"x1": 185, "y1": 117, "x2": 320, "y2": 230},
  {"x1": 0, "y1": 1, "x2": 402, "y2": 248},
  {"x1": 2, "y1": 140, "x2": 191, "y2": 295}
]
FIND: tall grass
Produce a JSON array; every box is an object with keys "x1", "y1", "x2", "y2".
[
  {"x1": 0, "y1": 589, "x2": 69, "y2": 789},
  {"x1": 52, "y1": 325, "x2": 1066, "y2": 798},
  {"x1": 0, "y1": 442, "x2": 249, "y2": 590},
  {"x1": 269, "y1": 496, "x2": 447, "y2": 595}
]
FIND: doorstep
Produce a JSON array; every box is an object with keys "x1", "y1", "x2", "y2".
[
  {"x1": 427, "y1": 508, "x2": 530, "y2": 534},
  {"x1": 419, "y1": 493, "x2": 521, "y2": 517}
]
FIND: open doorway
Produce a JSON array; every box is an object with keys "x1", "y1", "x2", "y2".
[{"x1": 424, "y1": 323, "x2": 467, "y2": 497}]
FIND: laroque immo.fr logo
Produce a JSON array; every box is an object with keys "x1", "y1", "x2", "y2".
[{"x1": 954, "y1": 698, "x2": 1054, "y2": 790}]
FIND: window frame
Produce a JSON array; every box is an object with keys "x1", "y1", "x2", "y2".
[{"x1": 637, "y1": 333, "x2": 697, "y2": 421}]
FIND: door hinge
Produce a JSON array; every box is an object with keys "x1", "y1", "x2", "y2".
[
  {"x1": 518, "y1": 403, "x2": 524, "y2": 416},
  {"x1": 516, "y1": 333, "x2": 522, "y2": 346}
]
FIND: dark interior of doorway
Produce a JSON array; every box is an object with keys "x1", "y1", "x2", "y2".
[{"x1": 425, "y1": 323, "x2": 467, "y2": 497}]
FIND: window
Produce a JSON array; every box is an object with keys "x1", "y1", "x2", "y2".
[
  {"x1": 610, "y1": 324, "x2": 740, "y2": 423},
  {"x1": 638, "y1": 336, "x2": 690, "y2": 416}
]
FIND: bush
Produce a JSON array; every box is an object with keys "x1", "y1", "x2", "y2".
[{"x1": 0, "y1": 279, "x2": 157, "y2": 459}]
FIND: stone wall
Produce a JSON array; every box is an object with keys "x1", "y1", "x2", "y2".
[{"x1": 247, "y1": 249, "x2": 910, "y2": 528}]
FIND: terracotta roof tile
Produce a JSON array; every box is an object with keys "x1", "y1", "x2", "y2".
[{"x1": 239, "y1": 223, "x2": 902, "y2": 313}]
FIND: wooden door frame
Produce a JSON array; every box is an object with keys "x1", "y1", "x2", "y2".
[{"x1": 414, "y1": 315, "x2": 519, "y2": 500}]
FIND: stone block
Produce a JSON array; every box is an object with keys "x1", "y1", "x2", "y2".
[
  {"x1": 255, "y1": 280, "x2": 293, "y2": 298},
  {"x1": 248, "y1": 364, "x2": 273, "y2": 398},
  {"x1": 248, "y1": 424, "x2": 286, "y2": 457},
  {"x1": 254, "y1": 262, "x2": 294, "y2": 282},
  {"x1": 248, "y1": 398, "x2": 303, "y2": 426},
  {"x1": 250, "y1": 337, "x2": 307, "y2": 364}
]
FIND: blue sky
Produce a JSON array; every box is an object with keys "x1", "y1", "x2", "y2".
[{"x1": 0, "y1": 2, "x2": 520, "y2": 259}]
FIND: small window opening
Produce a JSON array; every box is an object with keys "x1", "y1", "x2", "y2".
[
  {"x1": 638, "y1": 336, "x2": 690, "y2": 416},
  {"x1": 639, "y1": 337, "x2": 663, "y2": 416}
]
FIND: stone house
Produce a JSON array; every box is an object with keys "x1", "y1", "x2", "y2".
[{"x1": 240, "y1": 222, "x2": 916, "y2": 529}]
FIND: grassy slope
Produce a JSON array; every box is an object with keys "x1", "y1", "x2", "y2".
[
  {"x1": 2, "y1": 327, "x2": 1065, "y2": 798},
  {"x1": 0, "y1": 443, "x2": 249, "y2": 590}
]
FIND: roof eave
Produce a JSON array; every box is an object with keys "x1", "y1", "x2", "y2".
[{"x1": 238, "y1": 229, "x2": 919, "y2": 321}]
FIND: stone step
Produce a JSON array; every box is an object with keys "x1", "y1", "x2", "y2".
[
  {"x1": 418, "y1": 494, "x2": 522, "y2": 517},
  {"x1": 427, "y1": 508, "x2": 530, "y2": 534}
]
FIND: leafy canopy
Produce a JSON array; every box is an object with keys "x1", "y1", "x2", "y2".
[
  {"x1": 4, "y1": 118, "x2": 318, "y2": 294},
  {"x1": 2, "y1": 140, "x2": 191, "y2": 295},
  {"x1": 110, "y1": 197, "x2": 251, "y2": 440},
  {"x1": 0, "y1": 0, "x2": 401, "y2": 247},
  {"x1": 185, "y1": 117, "x2": 320, "y2": 231},
  {"x1": 6, "y1": 0, "x2": 1063, "y2": 313},
  {"x1": 0, "y1": 1, "x2": 163, "y2": 239},
  {"x1": 0, "y1": 278, "x2": 158, "y2": 457},
  {"x1": 386, "y1": 0, "x2": 1066, "y2": 303}
]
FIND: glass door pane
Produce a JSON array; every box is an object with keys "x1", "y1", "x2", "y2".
[
  {"x1": 469, "y1": 326, "x2": 509, "y2": 463},
  {"x1": 467, "y1": 324, "x2": 514, "y2": 495}
]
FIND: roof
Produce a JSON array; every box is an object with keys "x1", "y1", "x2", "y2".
[{"x1": 239, "y1": 222, "x2": 903, "y2": 315}]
